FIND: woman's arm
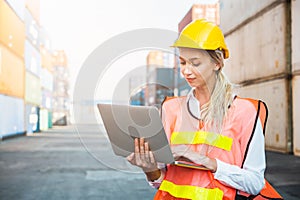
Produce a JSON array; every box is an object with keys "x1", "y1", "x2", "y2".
[{"x1": 213, "y1": 119, "x2": 266, "y2": 195}]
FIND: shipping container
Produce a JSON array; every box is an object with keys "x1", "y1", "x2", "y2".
[
  {"x1": 179, "y1": 3, "x2": 220, "y2": 32},
  {"x1": 52, "y1": 50, "x2": 68, "y2": 67},
  {"x1": 25, "y1": 0, "x2": 40, "y2": 25},
  {"x1": 223, "y1": 3, "x2": 287, "y2": 84},
  {"x1": 156, "y1": 68, "x2": 174, "y2": 89},
  {"x1": 25, "y1": 103, "x2": 39, "y2": 133},
  {"x1": 39, "y1": 27, "x2": 51, "y2": 51},
  {"x1": 53, "y1": 65, "x2": 69, "y2": 83},
  {"x1": 237, "y1": 78, "x2": 291, "y2": 153},
  {"x1": 39, "y1": 108, "x2": 48, "y2": 131},
  {"x1": 220, "y1": 0, "x2": 282, "y2": 34},
  {"x1": 147, "y1": 51, "x2": 163, "y2": 66},
  {"x1": 42, "y1": 89, "x2": 52, "y2": 109},
  {"x1": 25, "y1": 71, "x2": 42, "y2": 105},
  {"x1": 292, "y1": 0, "x2": 300, "y2": 73},
  {"x1": 41, "y1": 68, "x2": 53, "y2": 91},
  {"x1": 24, "y1": 8, "x2": 39, "y2": 50},
  {"x1": 293, "y1": 75, "x2": 300, "y2": 156},
  {"x1": 41, "y1": 46, "x2": 53, "y2": 72},
  {"x1": 25, "y1": 39, "x2": 41, "y2": 77},
  {"x1": 0, "y1": 0, "x2": 25, "y2": 58},
  {"x1": 48, "y1": 111, "x2": 53, "y2": 128},
  {"x1": 0, "y1": 94, "x2": 25, "y2": 139},
  {"x1": 0, "y1": 43, "x2": 25, "y2": 98},
  {"x1": 53, "y1": 96, "x2": 69, "y2": 110},
  {"x1": 130, "y1": 89, "x2": 145, "y2": 106},
  {"x1": 5, "y1": 0, "x2": 25, "y2": 21}
]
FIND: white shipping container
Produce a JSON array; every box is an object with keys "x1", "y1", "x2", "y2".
[
  {"x1": 220, "y1": 0, "x2": 281, "y2": 34},
  {"x1": 25, "y1": 71, "x2": 41, "y2": 105},
  {"x1": 237, "y1": 78, "x2": 290, "y2": 153},
  {"x1": 224, "y1": 3, "x2": 287, "y2": 84},
  {"x1": 5, "y1": 0, "x2": 25, "y2": 21},
  {"x1": 292, "y1": 0, "x2": 300, "y2": 73},
  {"x1": 0, "y1": 94, "x2": 25, "y2": 139},
  {"x1": 25, "y1": 39, "x2": 41, "y2": 77},
  {"x1": 39, "y1": 27, "x2": 51, "y2": 50},
  {"x1": 39, "y1": 108, "x2": 48, "y2": 131},
  {"x1": 41, "y1": 68, "x2": 53, "y2": 91},
  {"x1": 293, "y1": 76, "x2": 300, "y2": 156},
  {"x1": 42, "y1": 89, "x2": 52, "y2": 110}
]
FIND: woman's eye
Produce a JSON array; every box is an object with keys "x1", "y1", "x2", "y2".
[
  {"x1": 191, "y1": 62, "x2": 200, "y2": 67},
  {"x1": 180, "y1": 61, "x2": 186, "y2": 65}
]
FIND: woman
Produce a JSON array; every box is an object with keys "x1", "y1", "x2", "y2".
[{"x1": 127, "y1": 19, "x2": 282, "y2": 200}]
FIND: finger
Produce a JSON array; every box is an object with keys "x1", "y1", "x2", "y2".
[
  {"x1": 149, "y1": 151, "x2": 156, "y2": 164},
  {"x1": 140, "y1": 138, "x2": 145, "y2": 154},
  {"x1": 144, "y1": 142, "x2": 150, "y2": 162},
  {"x1": 139, "y1": 138, "x2": 145, "y2": 163},
  {"x1": 134, "y1": 138, "x2": 140, "y2": 153},
  {"x1": 134, "y1": 138, "x2": 142, "y2": 165},
  {"x1": 126, "y1": 153, "x2": 134, "y2": 161},
  {"x1": 126, "y1": 153, "x2": 135, "y2": 164},
  {"x1": 135, "y1": 152, "x2": 142, "y2": 166}
]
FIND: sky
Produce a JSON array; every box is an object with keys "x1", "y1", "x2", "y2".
[{"x1": 40, "y1": 0, "x2": 218, "y2": 101}]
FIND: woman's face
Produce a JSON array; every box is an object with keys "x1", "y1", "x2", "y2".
[{"x1": 179, "y1": 48, "x2": 218, "y2": 89}]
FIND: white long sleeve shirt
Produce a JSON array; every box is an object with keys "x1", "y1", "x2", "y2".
[{"x1": 149, "y1": 89, "x2": 266, "y2": 195}]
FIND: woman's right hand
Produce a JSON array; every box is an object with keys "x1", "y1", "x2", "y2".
[{"x1": 126, "y1": 138, "x2": 158, "y2": 173}]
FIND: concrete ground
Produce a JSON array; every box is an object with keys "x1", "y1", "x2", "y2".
[{"x1": 0, "y1": 125, "x2": 299, "y2": 200}]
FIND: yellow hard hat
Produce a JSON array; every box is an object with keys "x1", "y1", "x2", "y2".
[{"x1": 172, "y1": 19, "x2": 229, "y2": 59}]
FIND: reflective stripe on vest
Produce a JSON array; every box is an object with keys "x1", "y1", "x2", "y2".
[
  {"x1": 171, "y1": 131, "x2": 233, "y2": 151},
  {"x1": 159, "y1": 180, "x2": 224, "y2": 200}
]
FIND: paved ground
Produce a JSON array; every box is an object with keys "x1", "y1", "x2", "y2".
[{"x1": 0, "y1": 125, "x2": 300, "y2": 200}]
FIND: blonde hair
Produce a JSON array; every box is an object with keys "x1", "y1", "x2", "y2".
[{"x1": 201, "y1": 50, "x2": 233, "y2": 133}]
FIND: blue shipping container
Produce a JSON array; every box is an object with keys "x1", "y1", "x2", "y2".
[{"x1": 0, "y1": 94, "x2": 25, "y2": 139}]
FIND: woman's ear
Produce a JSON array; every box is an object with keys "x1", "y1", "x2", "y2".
[{"x1": 213, "y1": 63, "x2": 221, "y2": 71}]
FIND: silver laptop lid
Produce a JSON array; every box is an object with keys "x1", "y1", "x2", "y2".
[{"x1": 97, "y1": 103, "x2": 174, "y2": 164}]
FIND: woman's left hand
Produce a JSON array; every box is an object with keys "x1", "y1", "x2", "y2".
[{"x1": 171, "y1": 145, "x2": 217, "y2": 172}]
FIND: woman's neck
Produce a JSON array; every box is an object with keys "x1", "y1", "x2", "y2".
[
  {"x1": 194, "y1": 77, "x2": 216, "y2": 106},
  {"x1": 194, "y1": 87, "x2": 211, "y2": 106}
]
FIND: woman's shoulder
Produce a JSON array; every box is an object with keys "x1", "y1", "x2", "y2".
[
  {"x1": 232, "y1": 96, "x2": 262, "y2": 113},
  {"x1": 161, "y1": 96, "x2": 187, "y2": 108}
]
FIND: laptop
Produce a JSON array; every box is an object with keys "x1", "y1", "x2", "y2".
[
  {"x1": 97, "y1": 103, "x2": 210, "y2": 170},
  {"x1": 97, "y1": 103, "x2": 174, "y2": 164}
]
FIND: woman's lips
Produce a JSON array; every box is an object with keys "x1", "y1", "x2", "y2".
[{"x1": 186, "y1": 78, "x2": 196, "y2": 82}]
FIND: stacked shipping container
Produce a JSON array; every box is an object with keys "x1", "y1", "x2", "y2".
[
  {"x1": 52, "y1": 50, "x2": 70, "y2": 125},
  {"x1": 292, "y1": 0, "x2": 300, "y2": 156},
  {"x1": 146, "y1": 51, "x2": 163, "y2": 106},
  {"x1": 0, "y1": 0, "x2": 26, "y2": 139},
  {"x1": 0, "y1": 0, "x2": 58, "y2": 138},
  {"x1": 40, "y1": 28, "x2": 53, "y2": 131},
  {"x1": 220, "y1": 0, "x2": 298, "y2": 154},
  {"x1": 145, "y1": 51, "x2": 175, "y2": 106},
  {"x1": 178, "y1": 4, "x2": 220, "y2": 32},
  {"x1": 24, "y1": 1, "x2": 42, "y2": 133}
]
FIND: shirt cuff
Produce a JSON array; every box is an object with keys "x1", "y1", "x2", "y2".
[
  {"x1": 213, "y1": 159, "x2": 229, "y2": 180},
  {"x1": 147, "y1": 170, "x2": 165, "y2": 189}
]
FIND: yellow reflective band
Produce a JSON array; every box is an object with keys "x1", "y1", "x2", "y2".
[
  {"x1": 159, "y1": 180, "x2": 223, "y2": 200},
  {"x1": 171, "y1": 131, "x2": 233, "y2": 151}
]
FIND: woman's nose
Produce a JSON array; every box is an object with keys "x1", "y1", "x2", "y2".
[{"x1": 182, "y1": 64, "x2": 192, "y2": 75}]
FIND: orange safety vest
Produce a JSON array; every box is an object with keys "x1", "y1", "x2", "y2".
[{"x1": 153, "y1": 96, "x2": 283, "y2": 200}]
